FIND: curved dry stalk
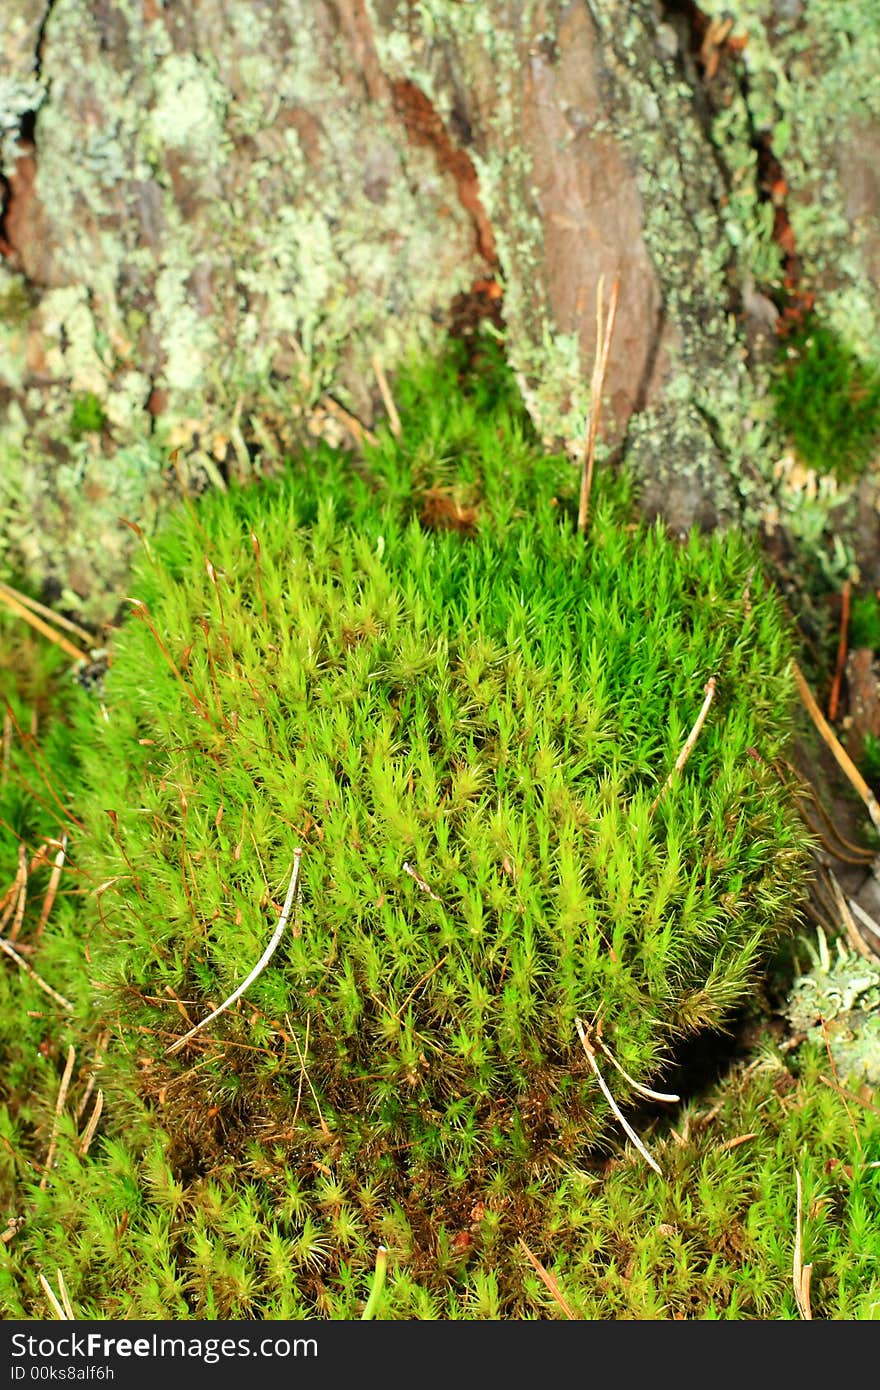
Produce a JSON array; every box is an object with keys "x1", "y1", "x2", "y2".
[
  {"x1": 40, "y1": 1045, "x2": 76, "y2": 1191},
  {"x1": 35, "y1": 835, "x2": 68, "y2": 941},
  {"x1": 0, "y1": 580, "x2": 93, "y2": 647},
  {"x1": 166, "y1": 849, "x2": 302, "y2": 1054},
  {"x1": 578, "y1": 274, "x2": 621, "y2": 534},
  {"x1": 0, "y1": 583, "x2": 90, "y2": 663},
  {"x1": 0, "y1": 934, "x2": 73, "y2": 1011},
  {"x1": 594, "y1": 1033, "x2": 680, "y2": 1104},
  {"x1": 575, "y1": 1017, "x2": 662, "y2": 1176},
  {"x1": 650, "y1": 677, "x2": 717, "y2": 816}
]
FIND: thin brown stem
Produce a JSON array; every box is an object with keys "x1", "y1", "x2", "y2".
[
  {"x1": 793, "y1": 660, "x2": 880, "y2": 836},
  {"x1": 828, "y1": 579, "x2": 851, "y2": 722},
  {"x1": 577, "y1": 274, "x2": 620, "y2": 534}
]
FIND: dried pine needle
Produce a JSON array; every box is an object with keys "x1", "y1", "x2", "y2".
[
  {"x1": 166, "y1": 850, "x2": 302, "y2": 1054},
  {"x1": 575, "y1": 1016, "x2": 663, "y2": 1176}
]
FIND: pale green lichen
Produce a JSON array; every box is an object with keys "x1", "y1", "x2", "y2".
[
  {"x1": 786, "y1": 928, "x2": 880, "y2": 1086},
  {"x1": 698, "y1": 0, "x2": 880, "y2": 361},
  {"x1": 147, "y1": 53, "x2": 229, "y2": 165}
]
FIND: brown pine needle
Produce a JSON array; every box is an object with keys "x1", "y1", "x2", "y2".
[
  {"x1": 166, "y1": 850, "x2": 302, "y2": 1054},
  {"x1": 578, "y1": 273, "x2": 620, "y2": 533},
  {"x1": 793, "y1": 660, "x2": 880, "y2": 836},
  {"x1": 517, "y1": 1238, "x2": 577, "y2": 1320},
  {"x1": 40, "y1": 1045, "x2": 76, "y2": 1191},
  {"x1": 650, "y1": 677, "x2": 717, "y2": 816},
  {"x1": 717, "y1": 1132, "x2": 757, "y2": 1153},
  {"x1": 371, "y1": 353, "x2": 402, "y2": 439},
  {"x1": 819, "y1": 1014, "x2": 861, "y2": 1150},
  {"x1": 6, "y1": 843, "x2": 27, "y2": 940},
  {"x1": 1, "y1": 706, "x2": 11, "y2": 787},
  {"x1": 76, "y1": 1030, "x2": 109, "y2": 1122},
  {"x1": 0, "y1": 579, "x2": 93, "y2": 647},
  {"x1": 793, "y1": 1169, "x2": 813, "y2": 1320},
  {"x1": 0, "y1": 583, "x2": 89, "y2": 662},
  {"x1": 575, "y1": 1016, "x2": 662, "y2": 1175},
  {"x1": 825, "y1": 869, "x2": 876, "y2": 964},
  {"x1": 0, "y1": 933, "x2": 73, "y2": 1011},
  {"x1": 35, "y1": 834, "x2": 67, "y2": 941},
  {"x1": 38, "y1": 1268, "x2": 76, "y2": 1321},
  {"x1": 38, "y1": 1273, "x2": 69, "y2": 1321},
  {"x1": 828, "y1": 579, "x2": 851, "y2": 722},
  {"x1": 78, "y1": 1090, "x2": 104, "y2": 1157},
  {"x1": 286, "y1": 1010, "x2": 330, "y2": 1138}
]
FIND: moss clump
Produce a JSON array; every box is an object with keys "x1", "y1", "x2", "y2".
[
  {"x1": 69, "y1": 392, "x2": 107, "y2": 440},
  {"x1": 55, "y1": 342, "x2": 809, "y2": 1226},
  {"x1": 850, "y1": 591, "x2": 880, "y2": 653},
  {"x1": 771, "y1": 317, "x2": 880, "y2": 480}
]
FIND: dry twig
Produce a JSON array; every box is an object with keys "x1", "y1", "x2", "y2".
[
  {"x1": 286, "y1": 1010, "x2": 330, "y2": 1137},
  {"x1": 39, "y1": 1269, "x2": 76, "y2": 1320},
  {"x1": 7, "y1": 843, "x2": 27, "y2": 940},
  {"x1": 321, "y1": 395, "x2": 378, "y2": 448},
  {"x1": 402, "y1": 861, "x2": 442, "y2": 902},
  {"x1": 847, "y1": 896, "x2": 880, "y2": 953},
  {"x1": 0, "y1": 580, "x2": 93, "y2": 647},
  {"x1": 825, "y1": 869, "x2": 876, "y2": 964}
]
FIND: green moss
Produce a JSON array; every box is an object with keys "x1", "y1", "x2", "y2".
[
  {"x1": 0, "y1": 344, "x2": 825, "y2": 1319},
  {"x1": 69, "y1": 392, "x2": 108, "y2": 440},
  {"x1": 851, "y1": 592, "x2": 880, "y2": 652},
  {"x1": 57, "y1": 343, "x2": 807, "y2": 1193},
  {"x1": 771, "y1": 318, "x2": 880, "y2": 479}
]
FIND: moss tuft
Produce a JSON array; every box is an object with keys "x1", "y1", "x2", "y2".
[
  {"x1": 63, "y1": 343, "x2": 810, "y2": 1199},
  {"x1": 0, "y1": 343, "x2": 829, "y2": 1318},
  {"x1": 69, "y1": 392, "x2": 108, "y2": 440},
  {"x1": 771, "y1": 317, "x2": 880, "y2": 480}
]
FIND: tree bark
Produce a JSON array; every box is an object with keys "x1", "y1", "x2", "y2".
[{"x1": 1, "y1": 0, "x2": 878, "y2": 621}]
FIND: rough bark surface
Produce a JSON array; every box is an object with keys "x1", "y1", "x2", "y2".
[{"x1": 0, "y1": 0, "x2": 878, "y2": 621}]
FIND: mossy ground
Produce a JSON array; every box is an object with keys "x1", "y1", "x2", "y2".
[{"x1": 0, "y1": 340, "x2": 876, "y2": 1319}]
